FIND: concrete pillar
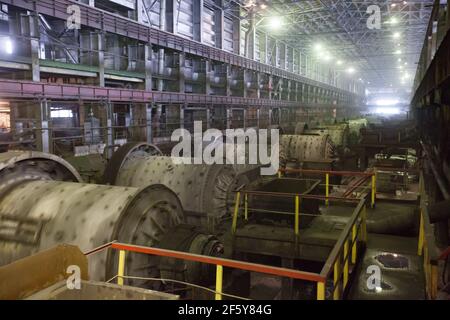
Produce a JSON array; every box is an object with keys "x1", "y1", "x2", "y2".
[
  {"x1": 274, "y1": 40, "x2": 280, "y2": 68},
  {"x1": 268, "y1": 75, "x2": 273, "y2": 99},
  {"x1": 158, "y1": 0, "x2": 166, "y2": 92},
  {"x1": 105, "y1": 102, "x2": 114, "y2": 160},
  {"x1": 28, "y1": 11, "x2": 40, "y2": 82},
  {"x1": 165, "y1": 0, "x2": 176, "y2": 34},
  {"x1": 179, "y1": 52, "x2": 185, "y2": 93},
  {"x1": 246, "y1": 12, "x2": 256, "y2": 60},
  {"x1": 232, "y1": 5, "x2": 241, "y2": 55},
  {"x1": 193, "y1": 0, "x2": 203, "y2": 43},
  {"x1": 36, "y1": 100, "x2": 50, "y2": 153},
  {"x1": 206, "y1": 107, "x2": 211, "y2": 129},
  {"x1": 97, "y1": 32, "x2": 105, "y2": 87},
  {"x1": 146, "y1": 104, "x2": 153, "y2": 143},
  {"x1": 144, "y1": 44, "x2": 153, "y2": 91},
  {"x1": 243, "y1": 108, "x2": 247, "y2": 129},
  {"x1": 214, "y1": 0, "x2": 225, "y2": 49},
  {"x1": 226, "y1": 108, "x2": 232, "y2": 129},
  {"x1": 155, "y1": 105, "x2": 163, "y2": 137},
  {"x1": 243, "y1": 70, "x2": 249, "y2": 98},
  {"x1": 225, "y1": 65, "x2": 231, "y2": 96},
  {"x1": 256, "y1": 72, "x2": 261, "y2": 99},
  {"x1": 205, "y1": 60, "x2": 211, "y2": 95},
  {"x1": 256, "y1": 108, "x2": 260, "y2": 129},
  {"x1": 180, "y1": 104, "x2": 185, "y2": 129}
]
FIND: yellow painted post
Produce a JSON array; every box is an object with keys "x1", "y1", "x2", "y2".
[
  {"x1": 295, "y1": 195, "x2": 300, "y2": 240},
  {"x1": 278, "y1": 170, "x2": 282, "y2": 179},
  {"x1": 418, "y1": 211, "x2": 424, "y2": 256},
  {"x1": 371, "y1": 171, "x2": 376, "y2": 208},
  {"x1": 351, "y1": 224, "x2": 357, "y2": 264},
  {"x1": 231, "y1": 192, "x2": 241, "y2": 234},
  {"x1": 343, "y1": 241, "x2": 349, "y2": 289},
  {"x1": 215, "y1": 265, "x2": 223, "y2": 300},
  {"x1": 362, "y1": 206, "x2": 367, "y2": 243},
  {"x1": 244, "y1": 193, "x2": 248, "y2": 221},
  {"x1": 430, "y1": 265, "x2": 438, "y2": 300},
  {"x1": 117, "y1": 250, "x2": 126, "y2": 286},
  {"x1": 325, "y1": 173, "x2": 330, "y2": 206},
  {"x1": 333, "y1": 256, "x2": 341, "y2": 300},
  {"x1": 424, "y1": 245, "x2": 430, "y2": 298},
  {"x1": 317, "y1": 282, "x2": 326, "y2": 300}
]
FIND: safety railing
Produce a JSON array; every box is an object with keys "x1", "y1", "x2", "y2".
[
  {"x1": 417, "y1": 170, "x2": 441, "y2": 299},
  {"x1": 231, "y1": 180, "x2": 368, "y2": 298},
  {"x1": 319, "y1": 199, "x2": 367, "y2": 299},
  {"x1": 231, "y1": 188, "x2": 361, "y2": 241},
  {"x1": 85, "y1": 241, "x2": 324, "y2": 300},
  {"x1": 84, "y1": 198, "x2": 366, "y2": 300},
  {"x1": 278, "y1": 168, "x2": 376, "y2": 208}
]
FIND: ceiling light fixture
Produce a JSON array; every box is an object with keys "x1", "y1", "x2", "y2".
[{"x1": 268, "y1": 17, "x2": 283, "y2": 30}]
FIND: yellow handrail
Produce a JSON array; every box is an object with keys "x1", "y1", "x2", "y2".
[
  {"x1": 294, "y1": 195, "x2": 300, "y2": 240},
  {"x1": 215, "y1": 265, "x2": 223, "y2": 300},
  {"x1": 117, "y1": 250, "x2": 126, "y2": 286},
  {"x1": 371, "y1": 169, "x2": 377, "y2": 208}
]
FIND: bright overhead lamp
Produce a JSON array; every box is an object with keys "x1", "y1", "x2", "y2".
[
  {"x1": 389, "y1": 17, "x2": 399, "y2": 24},
  {"x1": 393, "y1": 32, "x2": 401, "y2": 39},
  {"x1": 346, "y1": 67, "x2": 356, "y2": 74},
  {"x1": 314, "y1": 43, "x2": 323, "y2": 51},
  {"x1": 337, "y1": 60, "x2": 343, "y2": 66},
  {"x1": 0, "y1": 36, "x2": 13, "y2": 55},
  {"x1": 268, "y1": 17, "x2": 283, "y2": 29},
  {"x1": 322, "y1": 52, "x2": 332, "y2": 61},
  {"x1": 395, "y1": 50, "x2": 402, "y2": 55}
]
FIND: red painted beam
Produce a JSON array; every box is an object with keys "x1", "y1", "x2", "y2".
[{"x1": 110, "y1": 242, "x2": 325, "y2": 282}]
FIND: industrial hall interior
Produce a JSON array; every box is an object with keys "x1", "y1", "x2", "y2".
[{"x1": 0, "y1": 0, "x2": 449, "y2": 301}]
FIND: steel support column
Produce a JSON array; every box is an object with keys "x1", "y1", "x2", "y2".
[{"x1": 36, "y1": 99, "x2": 51, "y2": 153}]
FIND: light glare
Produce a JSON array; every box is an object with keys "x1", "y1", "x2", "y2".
[
  {"x1": 269, "y1": 17, "x2": 282, "y2": 29},
  {"x1": 375, "y1": 107, "x2": 401, "y2": 115},
  {"x1": 1, "y1": 37, "x2": 13, "y2": 55}
]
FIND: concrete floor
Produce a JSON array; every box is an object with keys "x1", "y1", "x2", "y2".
[{"x1": 347, "y1": 233, "x2": 425, "y2": 300}]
